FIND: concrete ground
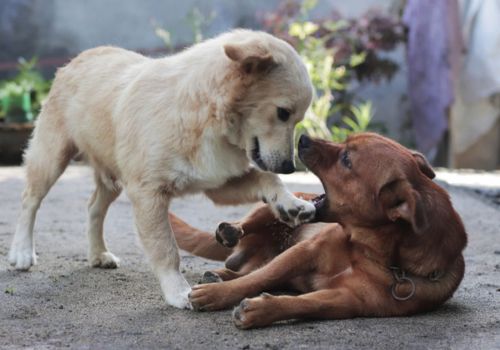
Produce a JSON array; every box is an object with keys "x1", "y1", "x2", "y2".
[{"x1": 0, "y1": 166, "x2": 499, "y2": 350}]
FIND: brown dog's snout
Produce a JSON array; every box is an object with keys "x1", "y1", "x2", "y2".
[
  {"x1": 298, "y1": 134, "x2": 323, "y2": 165},
  {"x1": 298, "y1": 134, "x2": 313, "y2": 162},
  {"x1": 298, "y1": 135, "x2": 341, "y2": 171},
  {"x1": 298, "y1": 134, "x2": 312, "y2": 151}
]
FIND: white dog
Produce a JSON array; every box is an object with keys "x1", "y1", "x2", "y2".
[{"x1": 9, "y1": 29, "x2": 315, "y2": 309}]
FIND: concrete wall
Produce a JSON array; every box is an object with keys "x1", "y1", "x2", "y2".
[
  {"x1": 1, "y1": 0, "x2": 394, "y2": 59},
  {"x1": 0, "y1": 0, "x2": 409, "y2": 143},
  {"x1": 1, "y1": 0, "x2": 284, "y2": 60}
]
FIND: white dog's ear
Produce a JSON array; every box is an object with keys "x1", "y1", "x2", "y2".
[{"x1": 224, "y1": 41, "x2": 276, "y2": 74}]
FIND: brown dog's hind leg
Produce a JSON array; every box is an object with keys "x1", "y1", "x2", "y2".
[{"x1": 233, "y1": 288, "x2": 362, "y2": 329}]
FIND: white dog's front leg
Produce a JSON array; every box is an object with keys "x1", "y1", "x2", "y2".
[
  {"x1": 206, "y1": 169, "x2": 316, "y2": 227},
  {"x1": 127, "y1": 184, "x2": 191, "y2": 309}
]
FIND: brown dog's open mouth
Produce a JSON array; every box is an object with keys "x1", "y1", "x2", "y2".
[{"x1": 312, "y1": 193, "x2": 327, "y2": 221}]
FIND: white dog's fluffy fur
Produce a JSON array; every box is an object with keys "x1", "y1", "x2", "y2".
[{"x1": 9, "y1": 29, "x2": 315, "y2": 309}]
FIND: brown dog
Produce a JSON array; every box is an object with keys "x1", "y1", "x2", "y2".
[{"x1": 170, "y1": 133, "x2": 467, "y2": 328}]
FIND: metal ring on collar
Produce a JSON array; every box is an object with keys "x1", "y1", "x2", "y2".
[{"x1": 391, "y1": 276, "x2": 416, "y2": 301}]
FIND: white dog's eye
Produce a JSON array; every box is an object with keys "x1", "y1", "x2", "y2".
[{"x1": 277, "y1": 107, "x2": 290, "y2": 122}]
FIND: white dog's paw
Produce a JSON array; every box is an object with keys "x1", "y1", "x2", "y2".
[
  {"x1": 272, "y1": 194, "x2": 316, "y2": 227},
  {"x1": 89, "y1": 251, "x2": 120, "y2": 269},
  {"x1": 8, "y1": 244, "x2": 36, "y2": 271},
  {"x1": 160, "y1": 270, "x2": 193, "y2": 310}
]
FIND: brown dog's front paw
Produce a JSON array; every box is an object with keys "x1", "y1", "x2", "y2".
[
  {"x1": 199, "y1": 271, "x2": 223, "y2": 284},
  {"x1": 215, "y1": 222, "x2": 244, "y2": 247},
  {"x1": 189, "y1": 283, "x2": 238, "y2": 311},
  {"x1": 232, "y1": 293, "x2": 275, "y2": 329}
]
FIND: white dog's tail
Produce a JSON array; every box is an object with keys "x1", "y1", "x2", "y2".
[{"x1": 168, "y1": 213, "x2": 232, "y2": 261}]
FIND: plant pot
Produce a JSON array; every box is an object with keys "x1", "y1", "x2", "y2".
[
  {"x1": 0, "y1": 122, "x2": 34, "y2": 164},
  {"x1": 1, "y1": 93, "x2": 34, "y2": 123}
]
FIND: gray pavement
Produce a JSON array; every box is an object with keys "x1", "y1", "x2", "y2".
[{"x1": 0, "y1": 166, "x2": 499, "y2": 350}]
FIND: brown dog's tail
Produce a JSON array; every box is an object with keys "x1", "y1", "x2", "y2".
[{"x1": 169, "y1": 212, "x2": 232, "y2": 261}]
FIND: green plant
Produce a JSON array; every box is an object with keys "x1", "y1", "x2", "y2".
[
  {"x1": 286, "y1": 3, "x2": 374, "y2": 142},
  {"x1": 330, "y1": 102, "x2": 373, "y2": 142},
  {"x1": 154, "y1": 6, "x2": 216, "y2": 50},
  {"x1": 0, "y1": 57, "x2": 51, "y2": 123},
  {"x1": 186, "y1": 7, "x2": 216, "y2": 44},
  {"x1": 261, "y1": 0, "x2": 405, "y2": 142}
]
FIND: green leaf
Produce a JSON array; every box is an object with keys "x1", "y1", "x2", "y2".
[
  {"x1": 349, "y1": 51, "x2": 367, "y2": 67},
  {"x1": 322, "y1": 19, "x2": 349, "y2": 32},
  {"x1": 342, "y1": 116, "x2": 360, "y2": 132},
  {"x1": 289, "y1": 22, "x2": 319, "y2": 40}
]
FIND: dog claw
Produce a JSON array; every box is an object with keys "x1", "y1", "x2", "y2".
[
  {"x1": 233, "y1": 305, "x2": 243, "y2": 322},
  {"x1": 260, "y1": 292, "x2": 272, "y2": 299},
  {"x1": 240, "y1": 298, "x2": 250, "y2": 311}
]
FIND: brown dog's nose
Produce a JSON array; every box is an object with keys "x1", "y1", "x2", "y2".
[
  {"x1": 279, "y1": 160, "x2": 295, "y2": 174},
  {"x1": 298, "y1": 134, "x2": 311, "y2": 150}
]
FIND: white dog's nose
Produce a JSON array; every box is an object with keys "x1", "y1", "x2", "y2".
[{"x1": 279, "y1": 160, "x2": 295, "y2": 174}]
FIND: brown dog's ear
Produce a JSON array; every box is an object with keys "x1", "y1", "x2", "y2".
[
  {"x1": 380, "y1": 180, "x2": 429, "y2": 234},
  {"x1": 224, "y1": 41, "x2": 276, "y2": 74},
  {"x1": 411, "y1": 151, "x2": 435, "y2": 179}
]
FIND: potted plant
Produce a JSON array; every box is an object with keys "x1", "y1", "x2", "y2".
[{"x1": 0, "y1": 57, "x2": 51, "y2": 164}]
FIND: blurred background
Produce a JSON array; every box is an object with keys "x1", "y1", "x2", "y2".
[{"x1": 0, "y1": 0, "x2": 499, "y2": 169}]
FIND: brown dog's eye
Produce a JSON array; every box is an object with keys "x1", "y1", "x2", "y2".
[
  {"x1": 277, "y1": 107, "x2": 290, "y2": 122},
  {"x1": 341, "y1": 150, "x2": 352, "y2": 169}
]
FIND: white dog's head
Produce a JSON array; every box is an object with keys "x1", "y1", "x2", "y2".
[{"x1": 222, "y1": 30, "x2": 313, "y2": 174}]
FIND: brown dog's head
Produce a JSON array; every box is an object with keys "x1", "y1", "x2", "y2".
[
  {"x1": 298, "y1": 133, "x2": 436, "y2": 233},
  {"x1": 221, "y1": 30, "x2": 313, "y2": 174}
]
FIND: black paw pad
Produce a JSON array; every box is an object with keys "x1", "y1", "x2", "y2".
[
  {"x1": 215, "y1": 222, "x2": 243, "y2": 248},
  {"x1": 298, "y1": 210, "x2": 315, "y2": 221},
  {"x1": 277, "y1": 205, "x2": 290, "y2": 222}
]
